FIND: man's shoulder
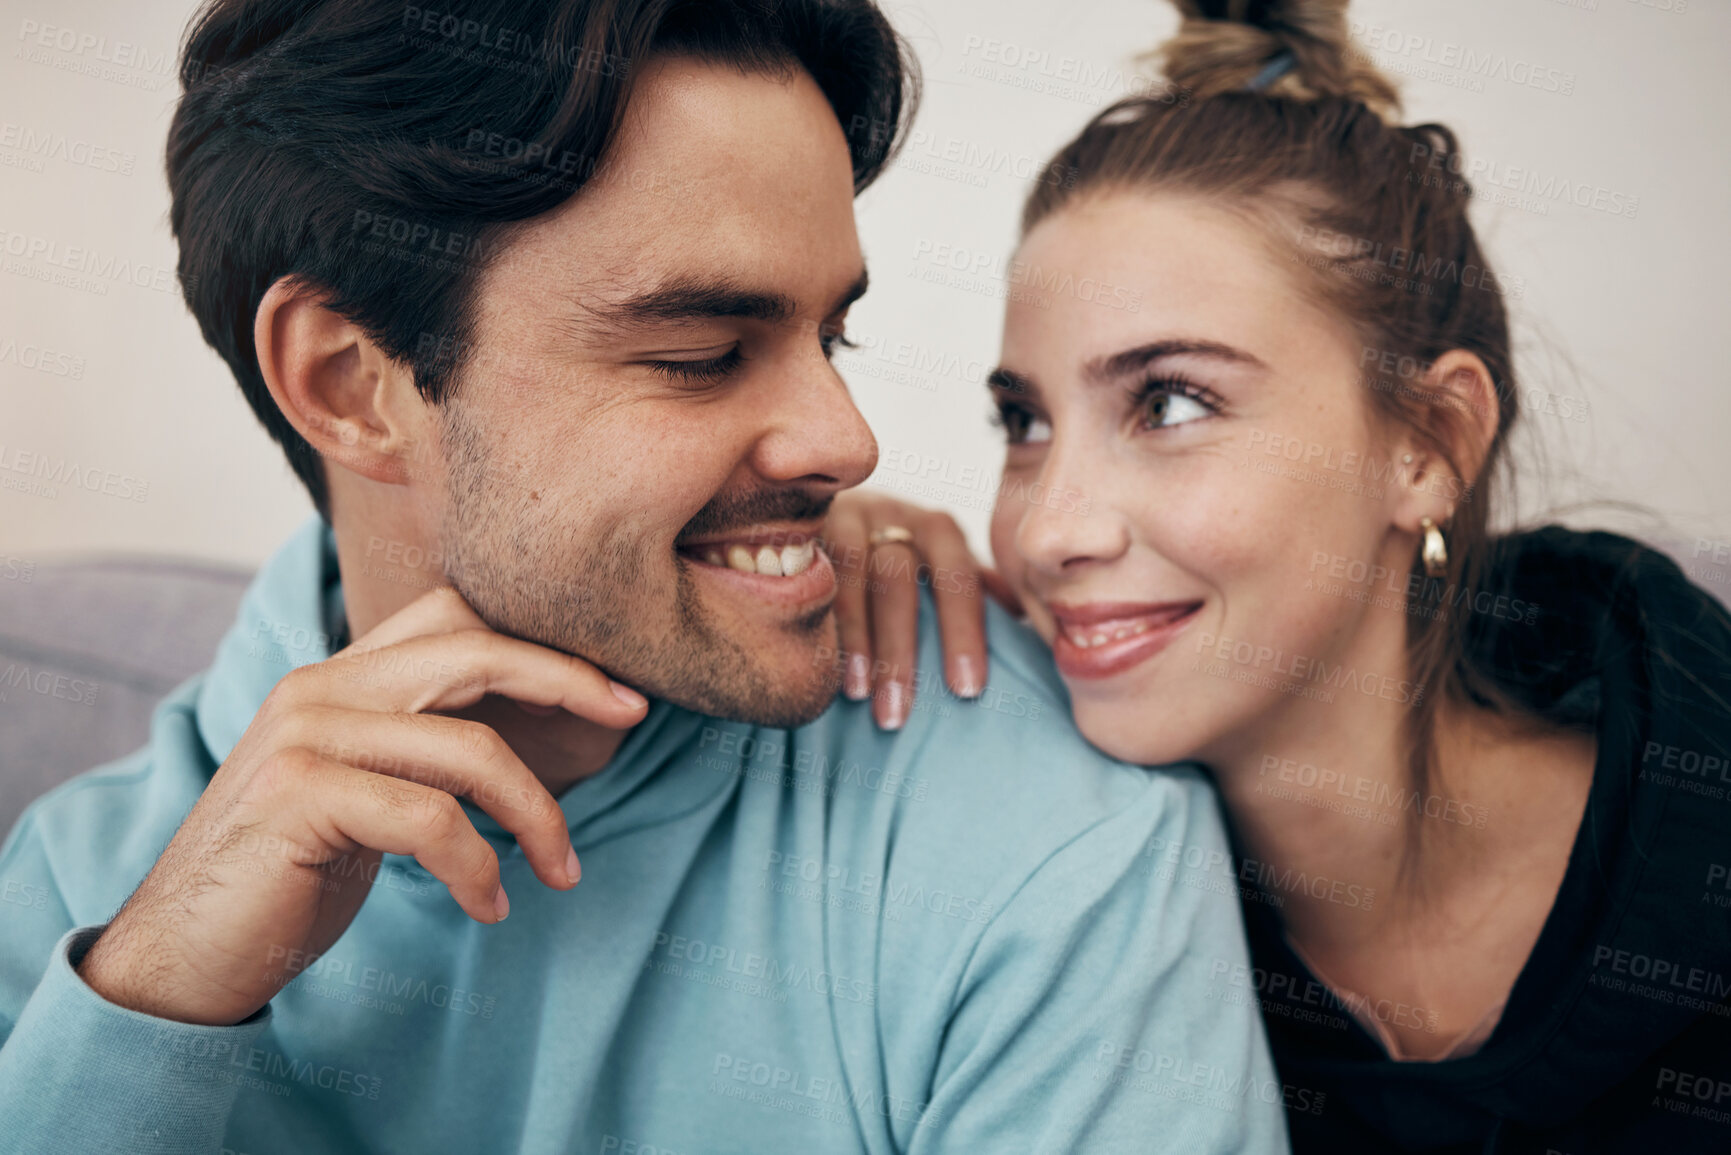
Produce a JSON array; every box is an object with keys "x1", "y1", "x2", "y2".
[{"x1": 792, "y1": 588, "x2": 1216, "y2": 874}]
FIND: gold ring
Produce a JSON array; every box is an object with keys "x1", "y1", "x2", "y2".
[{"x1": 868, "y1": 525, "x2": 916, "y2": 548}]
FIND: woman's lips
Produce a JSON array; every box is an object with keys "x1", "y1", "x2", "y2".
[{"x1": 1048, "y1": 600, "x2": 1204, "y2": 680}]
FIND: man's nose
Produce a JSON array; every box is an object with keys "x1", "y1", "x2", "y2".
[{"x1": 750, "y1": 350, "x2": 878, "y2": 493}]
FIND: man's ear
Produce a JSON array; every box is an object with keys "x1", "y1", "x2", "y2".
[
  {"x1": 253, "y1": 276, "x2": 432, "y2": 487},
  {"x1": 1389, "y1": 348, "x2": 1500, "y2": 532}
]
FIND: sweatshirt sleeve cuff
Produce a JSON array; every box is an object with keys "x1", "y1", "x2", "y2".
[{"x1": 0, "y1": 924, "x2": 272, "y2": 1155}]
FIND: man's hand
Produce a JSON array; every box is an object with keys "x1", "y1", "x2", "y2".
[{"x1": 75, "y1": 585, "x2": 647, "y2": 1026}]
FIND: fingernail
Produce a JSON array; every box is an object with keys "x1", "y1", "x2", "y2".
[
  {"x1": 611, "y1": 681, "x2": 647, "y2": 709},
  {"x1": 953, "y1": 654, "x2": 983, "y2": 698},
  {"x1": 845, "y1": 653, "x2": 872, "y2": 700},
  {"x1": 878, "y1": 681, "x2": 909, "y2": 731},
  {"x1": 565, "y1": 846, "x2": 581, "y2": 887},
  {"x1": 493, "y1": 886, "x2": 510, "y2": 922}
]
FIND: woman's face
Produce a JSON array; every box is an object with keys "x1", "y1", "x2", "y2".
[{"x1": 988, "y1": 191, "x2": 1420, "y2": 768}]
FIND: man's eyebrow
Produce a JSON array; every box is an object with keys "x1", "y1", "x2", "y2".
[
  {"x1": 1084, "y1": 339, "x2": 1266, "y2": 383},
  {"x1": 572, "y1": 267, "x2": 869, "y2": 337}
]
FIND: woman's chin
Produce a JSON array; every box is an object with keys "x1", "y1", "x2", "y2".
[{"x1": 1070, "y1": 700, "x2": 1198, "y2": 769}]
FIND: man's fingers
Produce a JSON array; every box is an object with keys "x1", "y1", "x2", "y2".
[
  {"x1": 276, "y1": 706, "x2": 577, "y2": 891},
  {"x1": 282, "y1": 753, "x2": 507, "y2": 924},
  {"x1": 914, "y1": 512, "x2": 988, "y2": 698},
  {"x1": 302, "y1": 627, "x2": 648, "y2": 726},
  {"x1": 340, "y1": 583, "x2": 491, "y2": 653},
  {"x1": 823, "y1": 505, "x2": 874, "y2": 701},
  {"x1": 867, "y1": 542, "x2": 922, "y2": 731}
]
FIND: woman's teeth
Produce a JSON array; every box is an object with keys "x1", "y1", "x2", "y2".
[
  {"x1": 699, "y1": 539, "x2": 816, "y2": 577},
  {"x1": 1064, "y1": 619, "x2": 1154, "y2": 648}
]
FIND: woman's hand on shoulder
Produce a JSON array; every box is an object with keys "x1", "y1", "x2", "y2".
[{"x1": 822, "y1": 489, "x2": 1022, "y2": 730}]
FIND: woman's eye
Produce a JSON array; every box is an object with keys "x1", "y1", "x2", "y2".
[
  {"x1": 1141, "y1": 386, "x2": 1212, "y2": 429},
  {"x1": 820, "y1": 329, "x2": 858, "y2": 360}
]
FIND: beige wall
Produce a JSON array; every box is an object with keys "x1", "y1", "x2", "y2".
[{"x1": 3, "y1": 0, "x2": 1726, "y2": 570}]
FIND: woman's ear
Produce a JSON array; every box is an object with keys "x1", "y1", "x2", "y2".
[
  {"x1": 253, "y1": 276, "x2": 433, "y2": 488},
  {"x1": 1389, "y1": 349, "x2": 1500, "y2": 532}
]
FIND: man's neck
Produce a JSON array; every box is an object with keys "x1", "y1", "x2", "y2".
[{"x1": 446, "y1": 693, "x2": 633, "y2": 798}]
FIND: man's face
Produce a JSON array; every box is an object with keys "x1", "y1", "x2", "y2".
[{"x1": 433, "y1": 55, "x2": 877, "y2": 726}]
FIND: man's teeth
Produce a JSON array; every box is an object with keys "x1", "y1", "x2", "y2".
[
  {"x1": 1065, "y1": 619, "x2": 1155, "y2": 648},
  {"x1": 709, "y1": 540, "x2": 815, "y2": 577}
]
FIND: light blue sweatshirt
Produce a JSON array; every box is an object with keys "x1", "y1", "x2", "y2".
[{"x1": 0, "y1": 514, "x2": 1288, "y2": 1153}]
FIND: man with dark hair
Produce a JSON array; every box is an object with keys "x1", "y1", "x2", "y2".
[{"x1": 0, "y1": 2, "x2": 1286, "y2": 1152}]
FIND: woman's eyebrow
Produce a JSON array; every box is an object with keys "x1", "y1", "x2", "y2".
[
  {"x1": 1084, "y1": 339, "x2": 1266, "y2": 383},
  {"x1": 986, "y1": 366, "x2": 1041, "y2": 402}
]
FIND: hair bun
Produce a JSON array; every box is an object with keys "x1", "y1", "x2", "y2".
[{"x1": 1153, "y1": 0, "x2": 1400, "y2": 119}]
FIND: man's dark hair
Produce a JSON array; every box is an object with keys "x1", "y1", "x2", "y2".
[{"x1": 168, "y1": 0, "x2": 918, "y2": 521}]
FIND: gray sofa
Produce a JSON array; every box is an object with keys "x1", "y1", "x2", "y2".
[{"x1": 0, "y1": 557, "x2": 252, "y2": 841}]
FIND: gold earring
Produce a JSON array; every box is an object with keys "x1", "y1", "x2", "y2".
[{"x1": 1419, "y1": 516, "x2": 1448, "y2": 577}]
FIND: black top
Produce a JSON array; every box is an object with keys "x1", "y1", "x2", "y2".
[{"x1": 1235, "y1": 527, "x2": 1731, "y2": 1154}]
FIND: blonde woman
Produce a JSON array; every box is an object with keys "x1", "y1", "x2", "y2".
[{"x1": 827, "y1": 1, "x2": 1731, "y2": 1150}]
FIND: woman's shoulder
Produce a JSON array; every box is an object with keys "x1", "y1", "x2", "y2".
[
  {"x1": 1479, "y1": 525, "x2": 1731, "y2": 667},
  {"x1": 1488, "y1": 524, "x2": 1726, "y2": 608}
]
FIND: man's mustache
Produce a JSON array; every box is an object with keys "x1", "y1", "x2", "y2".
[{"x1": 675, "y1": 489, "x2": 834, "y2": 543}]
